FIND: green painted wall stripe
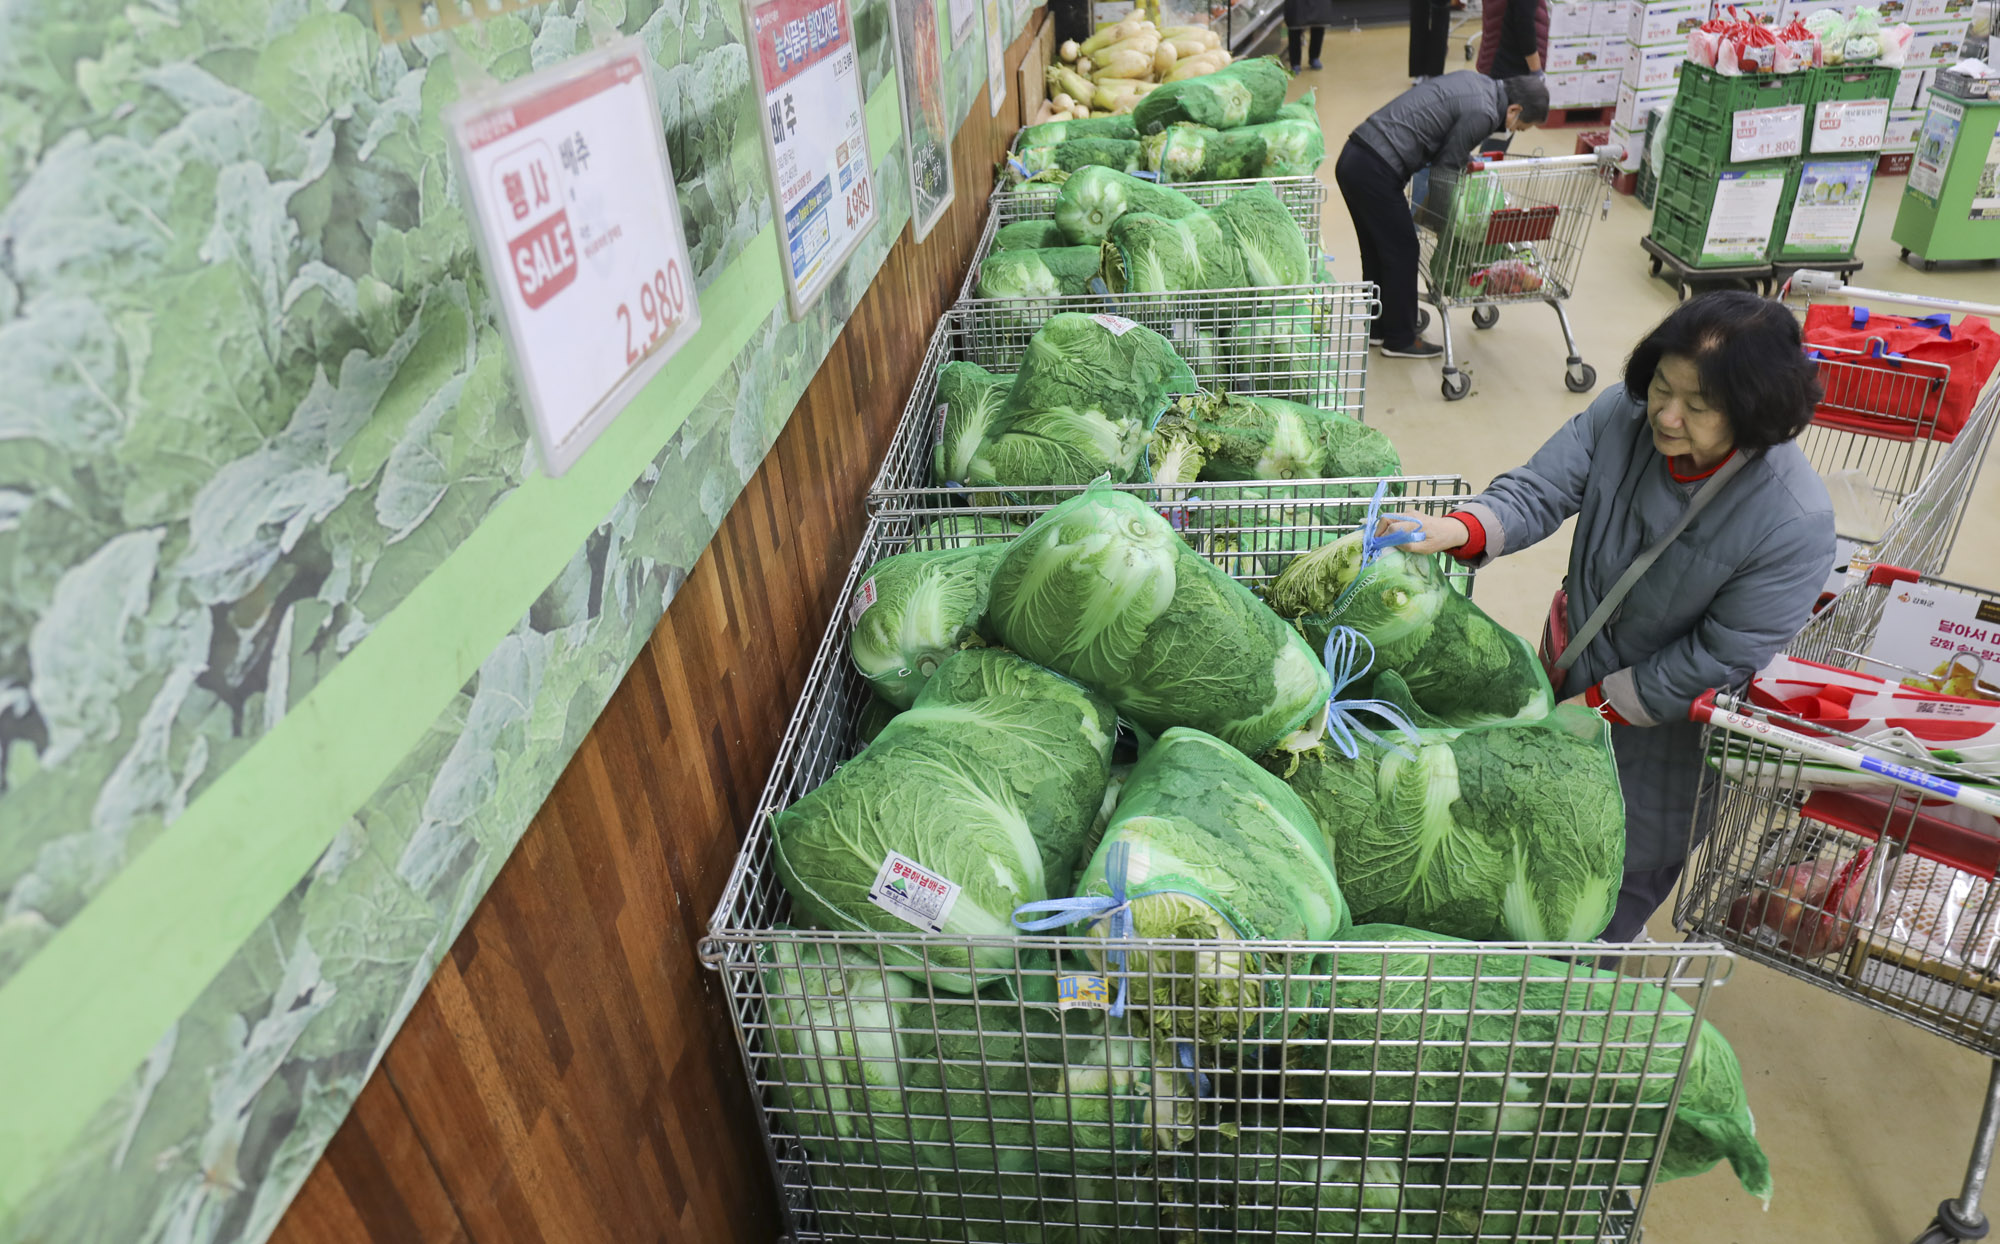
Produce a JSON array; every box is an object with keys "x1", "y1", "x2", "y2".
[{"x1": 0, "y1": 79, "x2": 905, "y2": 1218}]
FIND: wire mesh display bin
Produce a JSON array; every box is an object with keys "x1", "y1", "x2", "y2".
[
  {"x1": 961, "y1": 176, "x2": 1327, "y2": 303},
  {"x1": 866, "y1": 287, "x2": 1377, "y2": 511},
  {"x1": 704, "y1": 500, "x2": 1741, "y2": 1244},
  {"x1": 1783, "y1": 273, "x2": 2000, "y2": 534},
  {"x1": 1676, "y1": 556, "x2": 2000, "y2": 1241},
  {"x1": 1411, "y1": 152, "x2": 1615, "y2": 402}
]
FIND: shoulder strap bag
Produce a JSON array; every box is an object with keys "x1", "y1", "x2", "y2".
[{"x1": 1538, "y1": 451, "x2": 1751, "y2": 690}]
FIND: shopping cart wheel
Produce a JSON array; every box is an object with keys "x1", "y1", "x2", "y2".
[
  {"x1": 1472, "y1": 305, "x2": 1499, "y2": 329},
  {"x1": 1416, "y1": 308, "x2": 1431, "y2": 333},
  {"x1": 1911, "y1": 1198, "x2": 1991, "y2": 1241},
  {"x1": 1565, "y1": 360, "x2": 1597, "y2": 393},
  {"x1": 1441, "y1": 370, "x2": 1471, "y2": 401}
]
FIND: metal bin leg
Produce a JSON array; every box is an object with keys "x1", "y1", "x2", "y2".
[{"x1": 1914, "y1": 1059, "x2": 2000, "y2": 1243}]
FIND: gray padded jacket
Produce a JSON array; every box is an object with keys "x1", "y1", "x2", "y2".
[
  {"x1": 1352, "y1": 71, "x2": 1509, "y2": 183},
  {"x1": 1457, "y1": 384, "x2": 1836, "y2": 870}
]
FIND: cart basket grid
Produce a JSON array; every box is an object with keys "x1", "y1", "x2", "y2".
[
  {"x1": 703, "y1": 501, "x2": 1738, "y2": 1243},
  {"x1": 964, "y1": 175, "x2": 1328, "y2": 304},
  {"x1": 1416, "y1": 154, "x2": 1608, "y2": 310},
  {"x1": 867, "y1": 285, "x2": 1378, "y2": 510}
]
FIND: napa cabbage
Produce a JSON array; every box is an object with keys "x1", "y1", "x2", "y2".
[
  {"x1": 772, "y1": 649, "x2": 1115, "y2": 991},
  {"x1": 1282, "y1": 690, "x2": 1625, "y2": 941},
  {"x1": 1101, "y1": 186, "x2": 1311, "y2": 292},
  {"x1": 1153, "y1": 392, "x2": 1401, "y2": 485},
  {"x1": 975, "y1": 245, "x2": 1105, "y2": 300},
  {"x1": 1141, "y1": 124, "x2": 1269, "y2": 182},
  {"x1": 986, "y1": 484, "x2": 1332, "y2": 757},
  {"x1": 933, "y1": 361, "x2": 1016, "y2": 486},
  {"x1": 1062, "y1": 728, "x2": 1350, "y2": 1043},
  {"x1": 1265, "y1": 535, "x2": 1552, "y2": 727},
  {"x1": 1280, "y1": 925, "x2": 1772, "y2": 1201},
  {"x1": 847, "y1": 543, "x2": 1003, "y2": 708},
  {"x1": 994, "y1": 219, "x2": 1071, "y2": 251},
  {"x1": 1131, "y1": 56, "x2": 1290, "y2": 132},
  {"x1": 1052, "y1": 165, "x2": 1201, "y2": 245}
]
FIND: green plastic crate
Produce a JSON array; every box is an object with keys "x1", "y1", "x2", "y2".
[
  {"x1": 1804, "y1": 63, "x2": 1899, "y2": 109},
  {"x1": 1672, "y1": 62, "x2": 1811, "y2": 132},
  {"x1": 1770, "y1": 155, "x2": 1877, "y2": 261},
  {"x1": 1659, "y1": 110, "x2": 1735, "y2": 175},
  {"x1": 1636, "y1": 110, "x2": 1662, "y2": 208},
  {"x1": 1647, "y1": 161, "x2": 1789, "y2": 267}
]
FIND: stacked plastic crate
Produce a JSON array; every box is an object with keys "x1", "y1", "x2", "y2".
[
  {"x1": 1608, "y1": 0, "x2": 1708, "y2": 180},
  {"x1": 1647, "y1": 63, "x2": 1811, "y2": 266},
  {"x1": 1773, "y1": 64, "x2": 1899, "y2": 263}
]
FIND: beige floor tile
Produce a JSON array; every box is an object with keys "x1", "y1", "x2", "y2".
[{"x1": 1293, "y1": 32, "x2": 2000, "y2": 1240}]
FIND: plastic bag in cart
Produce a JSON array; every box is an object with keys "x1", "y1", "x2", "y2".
[
  {"x1": 1881, "y1": 854, "x2": 2000, "y2": 971},
  {"x1": 1466, "y1": 257, "x2": 1545, "y2": 295},
  {"x1": 1725, "y1": 845, "x2": 1881, "y2": 959}
]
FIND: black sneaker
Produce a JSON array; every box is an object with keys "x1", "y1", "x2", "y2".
[
  {"x1": 1310, "y1": 57, "x2": 1323, "y2": 69},
  {"x1": 1380, "y1": 339, "x2": 1444, "y2": 358}
]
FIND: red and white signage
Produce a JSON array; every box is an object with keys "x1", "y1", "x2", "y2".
[
  {"x1": 450, "y1": 40, "x2": 700, "y2": 477},
  {"x1": 1813, "y1": 99, "x2": 1892, "y2": 153},
  {"x1": 748, "y1": 0, "x2": 876, "y2": 317}
]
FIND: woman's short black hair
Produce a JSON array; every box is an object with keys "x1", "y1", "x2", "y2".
[
  {"x1": 1623, "y1": 290, "x2": 1821, "y2": 451},
  {"x1": 1501, "y1": 75, "x2": 1551, "y2": 124}
]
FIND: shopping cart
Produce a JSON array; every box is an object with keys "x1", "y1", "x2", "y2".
[
  {"x1": 1677, "y1": 562, "x2": 2000, "y2": 1244},
  {"x1": 1781, "y1": 273, "x2": 2000, "y2": 546},
  {"x1": 1411, "y1": 150, "x2": 1616, "y2": 402},
  {"x1": 705, "y1": 495, "x2": 1741, "y2": 1244},
  {"x1": 868, "y1": 285, "x2": 1381, "y2": 510}
]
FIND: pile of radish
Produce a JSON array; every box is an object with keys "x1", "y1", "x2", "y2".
[{"x1": 1037, "y1": 8, "x2": 1230, "y2": 121}]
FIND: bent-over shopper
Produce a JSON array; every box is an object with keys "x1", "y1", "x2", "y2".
[
  {"x1": 1381, "y1": 292, "x2": 1836, "y2": 943},
  {"x1": 1335, "y1": 72, "x2": 1547, "y2": 358}
]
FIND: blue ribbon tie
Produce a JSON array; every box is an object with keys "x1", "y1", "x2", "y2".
[
  {"x1": 1358, "y1": 480, "x2": 1427, "y2": 567},
  {"x1": 1319, "y1": 627, "x2": 1423, "y2": 760},
  {"x1": 1007, "y1": 157, "x2": 1030, "y2": 180},
  {"x1": 1012, "y1": 841, "x2": 1137, "y2": 1017},
  {"x1": 1176, "y1": 1040, "x2": 1212, "y2": 1098}
]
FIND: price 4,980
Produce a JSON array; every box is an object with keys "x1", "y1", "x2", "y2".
[{"x1": 617, "y1": 263, "x2": 689, "y2": 366}]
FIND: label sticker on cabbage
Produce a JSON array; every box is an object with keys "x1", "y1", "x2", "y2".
[
  {"x1": 867, "y1": 851, "x2": 960, "y2": 932},
  {"x1": 1057, "y1": 974, "x2": 1111, "y2": 1011},
  {"x1": 848, "y1": 576, "x2": 878, "y2": 625},
  {"x1": 933, "y1": 402, "x2": 949, "y2": 445},
  {"x1": 1092, "y1": 313, "x2": 1138, "y2": 337}
]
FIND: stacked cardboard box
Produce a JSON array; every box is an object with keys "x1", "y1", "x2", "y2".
[
  {"x1": 1610, "y1": 0, "x2": 1705, "y2": 165},
  {"x1": 1545, "y1": 0, "x2": 1632, "y2": 112}
]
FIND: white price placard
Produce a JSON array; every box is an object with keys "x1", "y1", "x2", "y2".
[
  {"x1": 1813, "y1": 98, "x2": 1891, "y2": 153},
  {"x1": 748, "y1": 0, "x2": 878, "y2": 317},
  {"x1": 449, "y1": 41, "x2": 701, "y2": 478},
  {"x1": 1869, "y1": 581, "x2": 2000, "y2": 683},
  {"x1": 983, "y1": 0, "x2": 1008, "y2": 117},
  {"x1": 1731, "y1": 103, "x2": 1806, "y2": 162}
]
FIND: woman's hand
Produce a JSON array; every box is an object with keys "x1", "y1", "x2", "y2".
[
  {"x1": 1374, "y1": 514, "x2": 1471, "y2": 555},
  {"x1": 1558, "y1": 693, "x2": 1588, "y2": 708}
]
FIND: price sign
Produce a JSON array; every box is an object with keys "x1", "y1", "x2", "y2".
[
  {"x1": 1731, "y1": 103, "x2": 1806, "y2": 162},
  {"x1": 1870, "y1": 581, "x2": 2000, "y2": 684},
  {"x1": 1812, "y1": 98, "x2": 1891, "y2": 153},
  {"x1": 748, "y1": 0, "x2": 878, "y2": 317},
  {"x1": 982, "y1": 0, "x2": 1009, "y2": 117},
  {"x1": 449, "y1": 40, "x2": 701, "y2": 478}
]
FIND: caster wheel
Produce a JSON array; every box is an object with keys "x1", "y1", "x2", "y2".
[
  {"x1": 1416, "y1": 308, "x2": 1432, "y2": 332},
  {"x1": 1901, "y1": 247, "x2": 1911, "y2": 261},
  {"x1": 1925, "y1": 260, "x2": 1938, "y2": 273},
  {"x1": 1472, "y1": 305, "x2": 1499, "y2": 329},
  {"x1": 1565, "y1": 361, "x2": 1597, "y2": 393},
  {"x1": 1650, "y1": 257, "x2": 1663, "y2": 276},
  {"x1": 1441, "y1": 371, "x2": 1471, "y2": 401}
]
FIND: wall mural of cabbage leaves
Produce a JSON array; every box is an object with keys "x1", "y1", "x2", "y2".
[{"x1": 0, "y1": 0, "x2": 1005, "y2": 1238}]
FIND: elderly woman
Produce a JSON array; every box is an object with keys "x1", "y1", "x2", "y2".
[{"x1": 1387, "y1": 291, "x2": 1837, "y2": 942}]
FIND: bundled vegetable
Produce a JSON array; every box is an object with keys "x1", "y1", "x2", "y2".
[
  {"x1": 1282, "y1": 691, "x2": 1626, "y2": 942},
  {"x1": 1018, "y1": 114, "x2": 1141, "y2": 148},
  {"x1": 848, "y1": 543, "x2": 1004, "y2": 708},
  {"x1": 1236, "y1": 108, "x2": 1327, "y2": 178},
  {"x1": 1142, "y1": 123, "x2": 1270, "y2": 182},
  {"x1": 1132, "y1": 56, "x2": 1290, "y2": 132},
  {"x1": 772, "y1": 649, "x2": 1115, "y2": 991},
  {"x1": 1281, "y1": 925, "x2": 1773, "y2": 1202},
  {"x1": 1013, "y1": 136, "x2": 1146, "y2": 181},
  {"x1": 1226, "y1": 311, "x2": 1323, "y2": 399},
  {"x1": 1102, "y1": 185, "x2": 1311, "y2": 292},
  {"x1": 975, "y1": 245, "x2": 1106, "y2": 300},
  {"x1": 1053, "y1": 165, "x2": 1202, "y2": 245},
  {"x1": 1265, "y1": 534, "x2": 1552, "y2": 727},
  {"x1": 1152, "y1": 392, "x2": 1401, "y2": 484},
  {"x1": 1057, "y1": 727, "x2": 1350, "y2": 1042},
  {"x1": 986, "y1": 482, "x2": 1333, "y2": 757},
  {"x1": 933, "y1": 362, "x2": 1014, "y2": 485}
]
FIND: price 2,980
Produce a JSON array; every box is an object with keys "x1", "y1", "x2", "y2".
[{"x1": 617, "y1": 263, "x2": 689, "y2": 366}]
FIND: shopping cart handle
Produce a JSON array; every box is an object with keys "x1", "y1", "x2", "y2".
[
  {"x1": 1688, "y1": 688, "x2": 1721, "y2": 724},
  {"x1": 1867, "y1": 562, "x2": 1921, "y2": 587}
]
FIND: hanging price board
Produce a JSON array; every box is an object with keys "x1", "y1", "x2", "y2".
[
  {"x1": 747, "y1": 0, "x2": 878, "y2": 317},
  {"x1": 1731, "y1": 103, "x2": 1807, "y2": 162},
  {"x1": 1812, "y1": 98, "x2": 1891, "y2": 152},
  {"x1": 983, "y1": 0, "x2": 1009, "y2": 117},
  {"x1": 449, "y1": 39, "x2": 701, "y2": 478}
]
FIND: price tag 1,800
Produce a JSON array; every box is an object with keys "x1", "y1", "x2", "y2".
[
  {"x1": 1732, "y1": 103, "x2": 1806, "y2": 163},
  {"x1": 449, "y1": 39, "x2": 702, "y2": 478}
]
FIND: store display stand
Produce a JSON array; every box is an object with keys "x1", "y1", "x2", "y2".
[{"x1": 1892, "y1": 88, "x2": 2000, "y2": 270}]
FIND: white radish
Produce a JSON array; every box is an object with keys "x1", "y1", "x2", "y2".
[
  {"x1": 1060, "y1": 38, "x2": 1080, "y2": 61},
  {"x1": 1153, "y1": 42, "x2": 1177, "y2": 76}
]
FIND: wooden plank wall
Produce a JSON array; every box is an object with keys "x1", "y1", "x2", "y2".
[{"x1": 271, "y1": 29, "x2": 1037, "y2": 1244}]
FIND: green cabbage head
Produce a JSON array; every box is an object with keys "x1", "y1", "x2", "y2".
[
  {"x1": 848, "y1": 543, "x2": 1003, "y2": 708},
  {"x1": 988, "y1": 484, "x2": 1333, "y2": 757},
  {"x1": 1283, "y1": 692, "x2": 1625, "y2": 941},
  {"x1": 1069, "y1": 727, "x2": 1350, "y2": 1043},
  {"x1": 1265, "y1": 536, "x2": 1551, "y2": 727},
  {"x1": 773, "y1": 649, "x2": 1115, "y2": 991}
]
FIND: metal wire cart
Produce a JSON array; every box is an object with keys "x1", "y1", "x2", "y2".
[
  {"x1": 1410, "y1": 151, "x2": 1616, "y2": 402},
  {"x1": 866, "y1": 287, "x2": 1378, "y2": 510},
  {"x1": 705, "y1": 495, "x2": 1741, "y2": 1244},
  {"x1": 1676, "y1": 351, "x2": 2000, "y2": 1241}
]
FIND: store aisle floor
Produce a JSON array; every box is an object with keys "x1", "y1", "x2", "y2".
[{"x1": 1295, "y1": 31, "x2": 2000, "y2": 1242}]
